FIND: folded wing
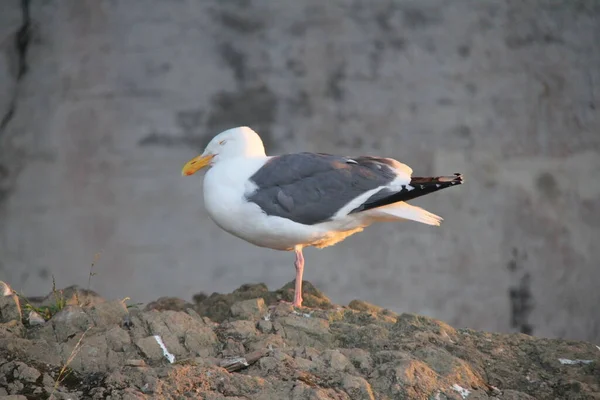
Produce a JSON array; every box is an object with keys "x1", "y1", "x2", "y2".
[{"x1": 246, "y1": 152, "x2": 412, "y2": 225}]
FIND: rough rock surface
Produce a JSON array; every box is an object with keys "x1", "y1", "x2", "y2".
[
  {"x1": 0, "y1": 283, "x2": 599, "y2": 399},
  {"x1": 1, "y1": 0, "x2": 599, "y2": 344}
]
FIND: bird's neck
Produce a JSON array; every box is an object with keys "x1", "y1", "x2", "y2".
[{"x1": 205, "y1": 157, "x2": 267, "y2": 187}]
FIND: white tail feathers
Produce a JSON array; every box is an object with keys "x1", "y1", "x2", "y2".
[{"x1": 369, "y1": 202, "x2": 443, "y2": 226}]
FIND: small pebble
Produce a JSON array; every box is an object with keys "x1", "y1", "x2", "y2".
[{"x1": 125, "y1": 359, "x2": 147, "y2": 367}]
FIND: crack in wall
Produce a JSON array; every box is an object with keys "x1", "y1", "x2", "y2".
[
  {"x1": 507, "y1": 248, "x2": 534, "y2": 336},
  {"x1": 0, "y1": 0, "x2": 31, "y2": 133}
]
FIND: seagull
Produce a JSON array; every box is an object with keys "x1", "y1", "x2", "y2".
[{"x1": 181, "y1": 126, "x2": 463, "y2": 307}]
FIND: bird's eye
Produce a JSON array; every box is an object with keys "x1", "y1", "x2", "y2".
[{"x1": 219, "y1": 140, "x2": 227, "y2": 145}]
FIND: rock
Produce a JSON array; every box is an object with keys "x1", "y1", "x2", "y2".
[
  {"x1": 42, "y1": 373, "x2": 55, "y2": 387},
  {"x1": 341, "y1": 374, "x2": 375, "y2": 400},
  {"x1": 183, "y1": 329, "x2": 219, "y2": 357},
  {"x1": 119, "y1": 388, "x2": 148, "y2": 400},
  {"x1": 1, "y1": 337, "x2": 62, "y2": 366},
  {"x1": 0, "y1": 320, "x2": 24, "y2": 339},
  {"x1": 51, "y1": 305, "x2": 93, "y2": 342},
  {"x1": 0, "y1": 281, "x2": 14, "y2": 296},
  {"x1": 58, "y1": 329, "x2": 116, "y2": 374},
  {"x1": 319, "y1": 350, "x2": 353, "y2": 372},
  {"x1": 218, "y1": 320, "x2": 259, "y2": 341},
  {"x1": 244, "y1": 332, "x2": 286, "y2": 353},
  {"x1": 499, "y1": 390, "x2": 537, "y2": 399},
  {"x1": 26, "y1": 286, "x2": 105, "y2": 310},
  {"x1": 135, "y1": 336, "x2": 169, "y2": 362},
  {"x1": 372, "y1": 359, "x2": 440, "y2": 399},
  {"x1": 256, "y1": 319, "x2": 273, "y2": 334},
  {"x1": 347, "y1": 299, "x2": 383, "y2": 313},
  {"x1": 48, "y1": 392, "x2": 83, "y2": 400},
  {"x1": 132, "y1": 310, "x2": 218, "y2": 359},
  {"x1": 114, "y1": 308, "x2": 221, "y2": 364},
  {"x1": 394, "y1": 313, "x2": 458, "y2": 339},
  {"x1": 27, "y1": 310, "x2": 45, "y2": 326},
  {"x1": 26, "y1": 319, "x2": 54, "y2": 340},
  {"x1": 333, "y1": 322, "x2": 391, "y2": 351},
  {"x1": 6, "y1": 381, "x2": 24, "y2": 395},
  {"x1": 0, "y1": 361, "x2": 16, "y2": 380},
  {"x1": 13, "y1": 361, "x2": 41, "y2": 382},
  {"x1": 61, "y1": 286, "x2": 106, "y2": 307},
  {"x1": 105, "y1": 326, "x2": 132, "y2": 352},
  {"x1": 276, "y1": 281, "x2": 334, "y2": 309},
  {"x1": 339, "y1": 348, "x2": 373, "y2": 373},
  {"x1": 145, "y1": 297, "x2": 194, "y2": 312},
  {"x1": 230, "y1": 298, "x2": 267, "y2": 320},
  {"x1": 290, "y1": 383, "x2": 343, "y2": 400},
  {"x1": 0, "y1": 293, "x2": 22, "y2": 323},
  {"x1": 193, "y1": 283, "x2": 271, "y2": 322},
  {"x1": 221, "y1": 337, "x2": 246, "y2": 358},
  {"x1": 124, "y1": 359, "x2": 146, "y2": 367},
  {"x1": 133, "y1": 310, "x2": 204, "y2": 338},
  {"x1": 87, "y1": 300, "x2": 129, "y2": 327},
  {"x1": 413, "y1": 345, "x2": 483, "y2": 383},
  {"x1": 0, "y1": 282, "x2": 599, "y2": 398},
  {"x1": 277, "y1": 314, "x2": 334, "y2": 348},
  {"x1": 193, "y1": 282, "x2": 335, "y2": 324},
  {"x1": 256, "y1": 351, "x2": 299, "y2": 380}
]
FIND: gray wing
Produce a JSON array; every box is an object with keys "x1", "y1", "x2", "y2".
[{"x1": 245, "y1": 152, "x2": 405, "y2": 225}]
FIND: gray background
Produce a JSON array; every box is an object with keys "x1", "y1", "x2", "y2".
[{"x1": 1, "y1": 0, "x2": 599, "y2": 342}]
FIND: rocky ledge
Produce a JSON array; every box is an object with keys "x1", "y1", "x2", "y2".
[{"x1": 0, "y1": 281, "x2": 598, "y2": 400}]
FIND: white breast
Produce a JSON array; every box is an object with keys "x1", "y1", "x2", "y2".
[
  {"x1": 202, "y1": 158, "x2": 263, "y2": 231},
  {"x1": 202, "y1": 158, "x2": 299, "y2": 250}
]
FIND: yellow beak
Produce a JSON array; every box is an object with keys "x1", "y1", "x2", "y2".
[{"x1": 181, "y1": 154, "x2": 215, "y2": 176}]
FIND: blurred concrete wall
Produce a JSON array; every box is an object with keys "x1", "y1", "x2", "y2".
[{"x1": 1, "y1": 0, "x2": 599, "y2": 342}]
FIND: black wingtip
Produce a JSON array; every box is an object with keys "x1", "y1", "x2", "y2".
[
  {"x1": 397, "y1": 173, "x2": 465, "y2": 201},
  {"x1": 349, "y1": 172, "x2": 465, "y2": 214},
  {"x1": 453, "y1": 173, "x2": 464, "y2": 184}
]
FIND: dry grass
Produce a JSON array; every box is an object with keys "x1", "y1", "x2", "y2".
[
  {"x1": 51, "y1": 326, "x2": 92, "y2": 396},
  {"x1": 155, "y1": 366, "x2": 213, "y2": 398}
]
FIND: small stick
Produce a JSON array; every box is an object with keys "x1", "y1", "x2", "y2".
[{"x1": 219, "y1": 349, "x2": 269, "y2": 372}]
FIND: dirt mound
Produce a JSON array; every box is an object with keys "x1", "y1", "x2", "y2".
[{"x1": 0, "y1": 281, "x2": 598, "y2": 399}]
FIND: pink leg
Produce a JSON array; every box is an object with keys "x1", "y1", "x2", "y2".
[{"x1": 293, "y1": 248, "x2": 305, "y2": 307}]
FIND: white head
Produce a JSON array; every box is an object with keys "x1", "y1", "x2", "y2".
[{"x1": 181, "y1": 126, "x2": 266, "y2": 176}]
